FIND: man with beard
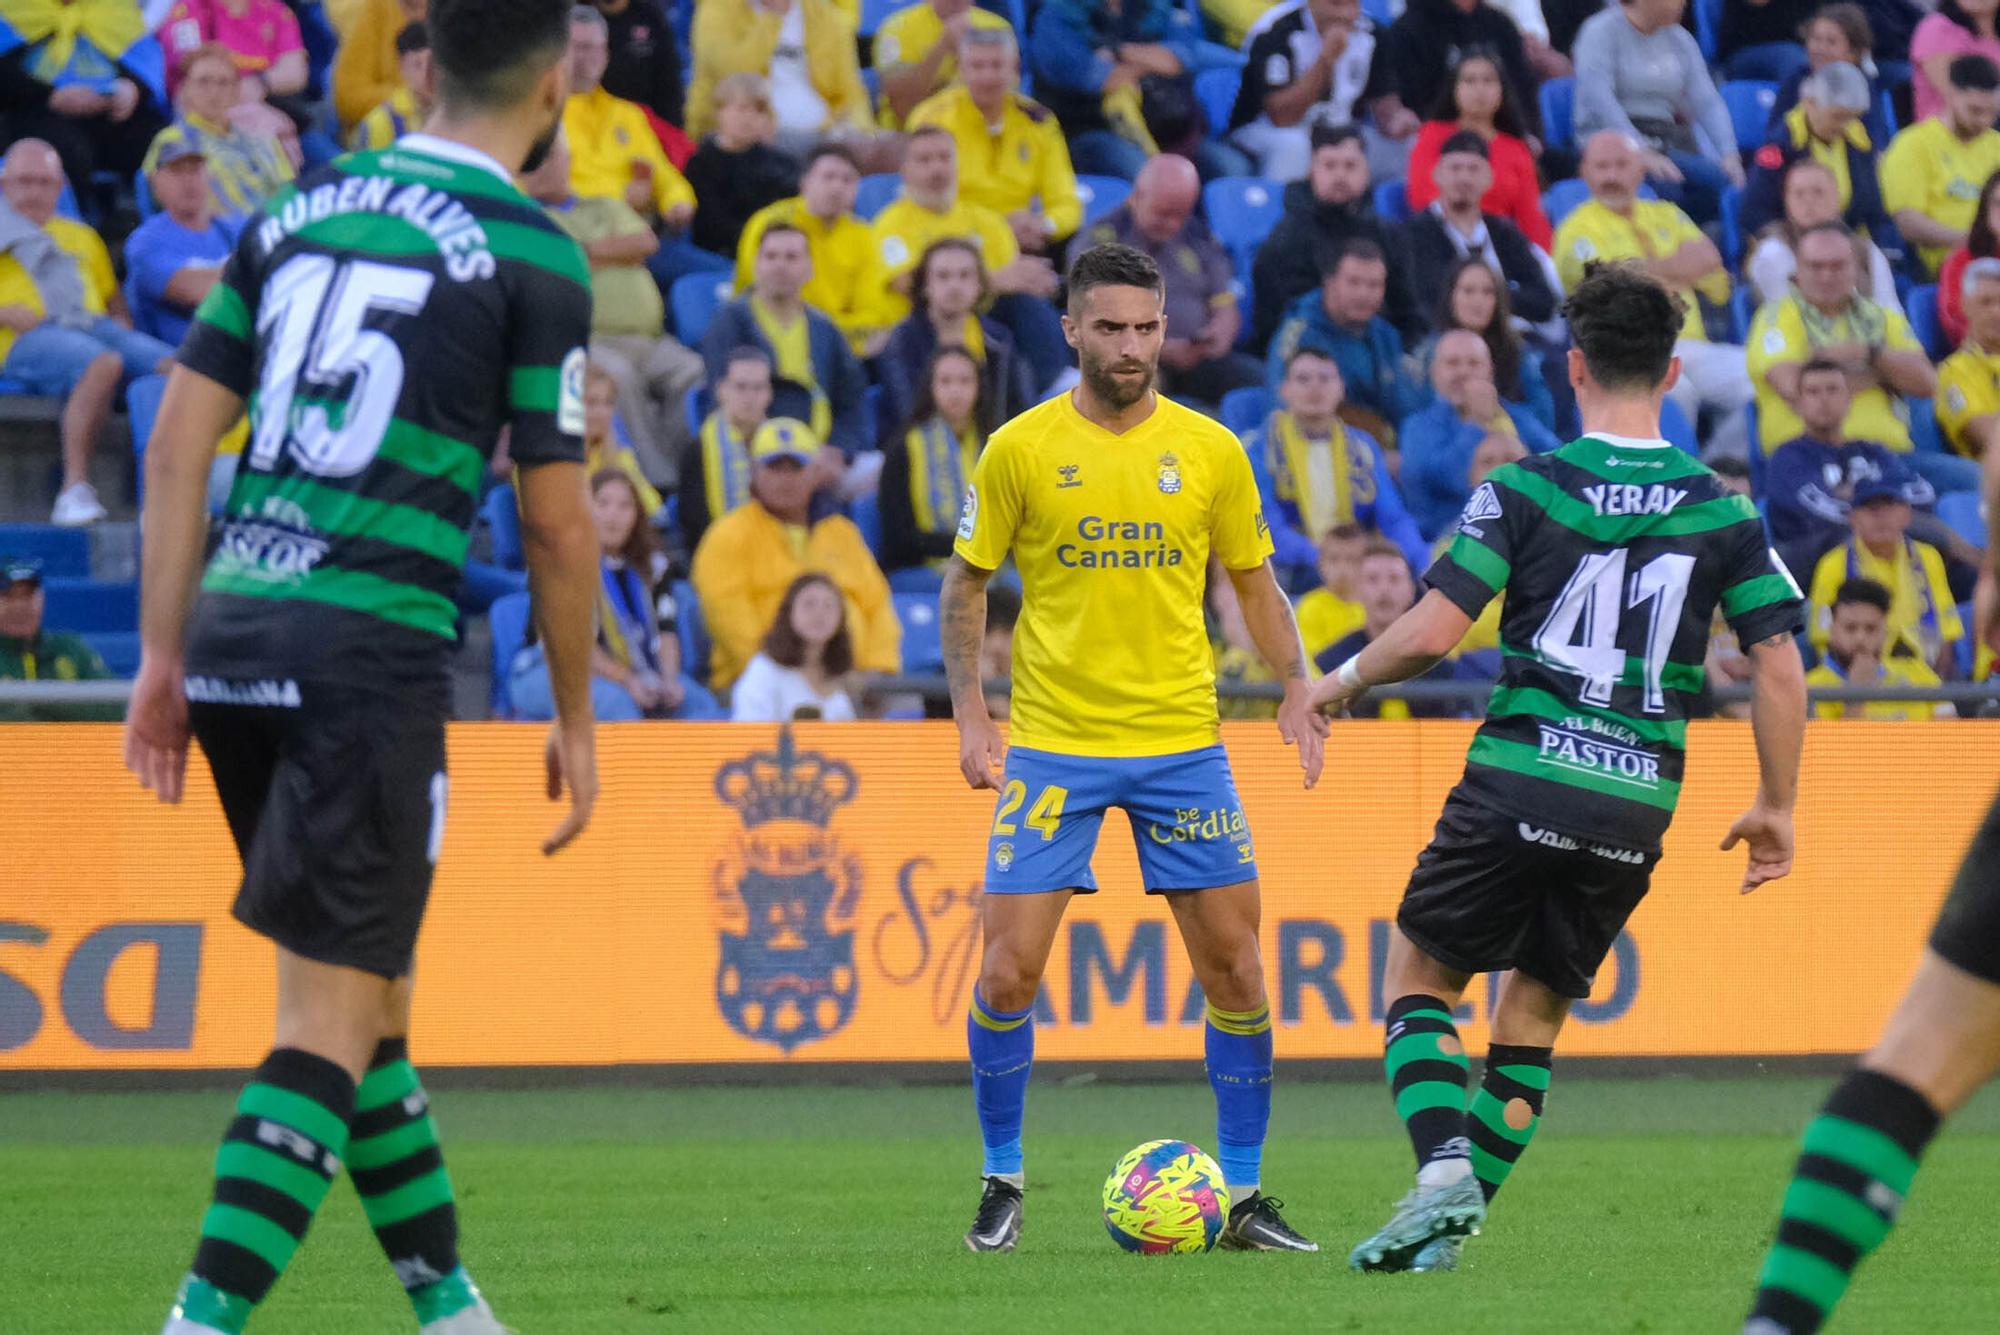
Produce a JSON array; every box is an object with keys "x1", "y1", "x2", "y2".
[
  {"x1": 123, "y1": 1, "x2": 601, "y2": 1330},
  {"x1": 939, "y1": 242, "x2": 1328, "y2": 1255}
]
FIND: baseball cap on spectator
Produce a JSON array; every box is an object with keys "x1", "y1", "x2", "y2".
[
  {"x1": 153, "y1": 140, "x2": 207, "y2": 169},
  {"x1": 1851, "y1": 461, "x2": 1919, "y2": 507},
  {"x1": 0, "y1": 556, "x2": 44, "y2": 589},
  {"x1": 751, "y1": 418, "x2": 818, "y2": 465},
  {"x1": 1802, "y1": 62, "x2": 1871, "y2": 113}
]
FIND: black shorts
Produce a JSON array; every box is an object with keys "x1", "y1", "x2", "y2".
[
  {"x1": 190, "y1": 679, "x2": 447, "y2": 979},
  {"x1": 1397, "y1": 791, "x2": 1658, "y2": 1000},
  {"x1": 1928, "y1": 788, "x2": 2000, "y2": 985}
]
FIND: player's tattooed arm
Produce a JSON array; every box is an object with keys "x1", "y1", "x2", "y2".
[
  {"x1": 1226, "y1": 561, "x2": 1328, "y2": 788},
  {"x1": 940, "y1": 555, "x2": 996, "y2": 713}
]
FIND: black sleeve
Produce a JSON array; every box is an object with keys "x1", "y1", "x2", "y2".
[
  {"x1": 1251, "y1": 220, "x2": 1313, "y2": 345},
  {"x1": 176, "y1": 219, "x2": 265, "y2": 397},
  {"x1": 1377, "y1": 224, "x2": 1427, "y2": 346},
  {"x1": 1738, "y1": 158, "x2": 1785, "y2": 241},
  {"x1": 1497, "y1": 22, "x2": 1541, "y2": 138},
  {"x1": 0, "y1": 47, "x2": 53, "y2": 114},
  {"x1": 1400, "y1": 218, "x2": 1447, "y2": 326},
  {"x1": 874, "y1": 325, "x2": 920, "y2": 439},
  {"x1": 677, "y1": 435, "x2": 711, "y2": 555},
  {"x1": 505, "y1": 259, "x2": 592, "y2": 467},
  {"x1": 1491, "y1": 220, "x2": 1557, "y2": 323},
  {"x1": 878, "y1": 437, "x2": 940, "y2": 570},
  {"x1": 1232, "y1": 23, "x2": 1289, "y2": 130}
]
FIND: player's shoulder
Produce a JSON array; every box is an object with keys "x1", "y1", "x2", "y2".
[
  {"x1": 1155, "y1": 395, "x2": 1246, "y2": 456},
  {"x1": 987, "y1": 393, "x2": 1072, "y2": 457}
]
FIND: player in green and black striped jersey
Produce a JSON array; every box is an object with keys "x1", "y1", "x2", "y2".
[
  {"x1": 122, "y1": 3, "x2": 603, "y2": 1332},
  {"x1": 1311, "y1": 263, "x2": 1811, "y2": 1275}
]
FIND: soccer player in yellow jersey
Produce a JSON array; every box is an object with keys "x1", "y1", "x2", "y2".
[{"x1": 943, "y1": 244, "x2": 1329, "y2": 1254}]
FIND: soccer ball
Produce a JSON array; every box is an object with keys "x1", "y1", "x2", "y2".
[{"x1": 1101, "y1": 1139, "x2": 1231, "y2": 1254}]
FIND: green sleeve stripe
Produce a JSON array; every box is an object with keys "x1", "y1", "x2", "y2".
[
  {"x1": 198, "y1": 1202, "x2": 301, "y2": 1271},
  {"x1": 238, "y1": 1083, "x2": 349, "y2": 1150},
  {"x1": 359, "y1": 1164, "x2": 456, "y2": 1229},
  {"x1": 201, "y1": 564, "x2": 459, "y2": 639},
  {"x1": 1446, "y1": 532, "x2": 1510, "y2": 591},
  {"x1": 348, "y1": 1117, "x2": 439, "y2": 1170},
  {"x1": 483, "y1": 219, "x2": 590, "y2": 288},
  {"x1": 193, "y1": 282, "x2": 252, "y2": 342},
  {"x1": 1498, "y1": 645, "x2": 1706, "y2": 694},
  {"x1": 228, "y1": 472, "x2": 470, "y2": 568},
  {"x1": 1780, "y1": 1178, "x2": 1894, "y2": 1254},
  {"x1": 378, "y1": 416, "x2": 487, "y2": 494},
  {"x1": 213, "y1": 1142, "x2": 334, "y2": 1210},
  {"x1": 1499, "y1": 469, "x2": 1760, "y2": 541},
  {"x1": 509, "y1": 366, "x2": 563, "y2": 414},
  {"x1": 1483, "y1": 684, "x2": 1687, "y2": 748},
  {"x1": 1803, "y1": 1116, "x2": 1921, "y2": 1194},
  {"x1": 1466, "y1": 734, "x2": 1680, "y2": 810},
  {"x1": 1757, "y1": 1245, "x2": 1851, "y2": 1313},
  {"x1": 1723, "y1": 572, "x2": 1803, "y2": 619},
  {"x1": 1393, "y1": 1081, "x2": 1469, "y2": 1120}
]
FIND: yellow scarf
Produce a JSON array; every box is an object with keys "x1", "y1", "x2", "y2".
[
  {"x1": 751, "y1": 296, "x2": 831, "y2": 439},
  {"x1": 1266, "y1": 412, "x2": 1376, "y2": 538},
  {"x1": 907, "y1": 417, "x2": 981, "y2": 535},
  {"x1": 9, "y1": 0, "x2": 143, "y2": 84},
  {"x1": 700, "y1": 413, "x2": 755, "y2": 527}
]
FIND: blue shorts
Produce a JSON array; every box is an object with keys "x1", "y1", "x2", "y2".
[{"x1": 983, "y1": 745, "x2": 1258, "y2": 894}]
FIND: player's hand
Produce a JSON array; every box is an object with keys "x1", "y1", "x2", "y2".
[
  {"x1": 541, "y1": 721, "x2": 598, "y2": 855},
  {"x1": 956, "y1": 711, "x2": 1005, "y2": 790},
  {"x1": 1277, "y1": 680, "x2": 1328, "y2": 789},
  {"x1": 1721, "y1": 804, "x2": 1794, "y2": 894},
  {"x1": 1307, "y1": 670, "x2": 1359, "y2": 717},
  {"x1": 123, "y1": 652, "x2": 190, "y2": 804},
  {"x1": 1974, "y1": 568, "x2": 2000, "y2": 661}
]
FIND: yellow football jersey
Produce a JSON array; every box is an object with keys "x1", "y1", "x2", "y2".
[
  {"x1": 1937, "y1": 341, "x2": 2000, "y2": 457},
  {"x1": 955, "y1": 392, "x2": 1274, "y2": 757}
]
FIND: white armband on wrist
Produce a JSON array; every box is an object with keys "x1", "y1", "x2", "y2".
[{"x1": 1336, "y1": 657, "x2": 1365, "y2": 691}]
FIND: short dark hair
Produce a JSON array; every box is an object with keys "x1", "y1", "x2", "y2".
[
  {"x1": 1284, "y1": 345, "x2": 1341, "y2": 371},
  {"x1": 804, "y1": 141, "x2": 860, "y2": 175},
  {"x1": 1562, "y1": 261, "x2": 1684, "y2": 393},
  {"x1": 757, "y1": 220, "x2": 808, "y2": 250},
  {"x1": 1799, "y1": 356, "x2": 1848, "y2": 382},
  {"x1": 1950, "y1": 53, "x2": 2000, "y2": 92},
  {"x1": 1833, "y1": 577, "x2": 1892, "y2": 615},
  {"x1": 906, "y1": 124, "x2": 954, "y2": 149},
  {"x1": 429, "y1": 0, "x2": 569, "y2": 111},
  {"x1": 1798, "y1": 219, "x2": 1856, "y2": 247},
  {"x1": 724, "y1": 345, "x2": 773, "y2": 375},
  {"x1": 395, "y1": 20, "x2": 429, "y2": 55},
  {"x1": 1065, "y1": 242, "x2": 1162, "y2": 312},
  {"x1": 1438, "y1": 129, "x2": 1490, "y2": 161},
  {"x1": 1709, "y1": 455, "x2": 1751, "y2": 480},
  {"x1": 1309, "y1": 122, "x2": 1363, "y2": 153},
  {"x1": 762, "y1": 573, "x2": 855, "y2": 676},
  {"x1": 1319, "y1": 236, "x2": 1386, "y2": 277}
]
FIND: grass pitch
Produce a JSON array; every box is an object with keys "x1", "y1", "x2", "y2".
[{"x1": 6, "y1": 1076, "x2": 1997, "y2": 1333}]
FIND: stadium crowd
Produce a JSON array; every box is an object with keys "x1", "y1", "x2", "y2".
[{"x1": 0, "y1": 0, "x2": 1992, "y2": 722}]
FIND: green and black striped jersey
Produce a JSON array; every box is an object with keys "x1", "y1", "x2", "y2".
[
  {"x1": 177, "y1": 134, "x2": 590, "y2": 690},
  {"x1": 1425, "y1": 435, "x2": 1805, "y2": 848}
]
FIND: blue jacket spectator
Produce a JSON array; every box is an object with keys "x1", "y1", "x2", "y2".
[
  {"x1": 1265, "y1": 239, "x2": 1428, "y2": 443},
  {"x1": 1399, "y1": 328, "x2": 1562, "y2": 539},
  {"x1": 1740, "y1": 63, "x2": 1895, "y2": 252},
  {"x1": 123, "y1": 142, "x2": 237, "y2": 346}
]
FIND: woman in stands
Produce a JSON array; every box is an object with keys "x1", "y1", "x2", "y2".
[
  {"x1": 509, "y1": 469, "x2": 722, "y2": 721},
  {"x1": 1769, "y1": 3, "x2": 1892, "y2": 145},
  {"x1": 873, "y1": 237, "x2": 1034, "y2": 438},
  {"x1": 1419, "y1": 258, "x2": 1558, "y2": 432},
  {"x1": 730, "y1": 572, "x2": 858, "y2": 721},
  {"x1": 1746, "y1": 158, "x2": 1902, "y2": 309},
  {"x1": 1912, "y1": 0, "x2": 2000, "y2": 126},
  {"x1": 1403, "y1": 51, "x2": 1553, "y2": 248},
  {"x1": 878, "y1": 346, "x2": 990, "y2": 575},
  {"x1": 1938, "y1": 169, "x2": 2000, "y2": 347}
]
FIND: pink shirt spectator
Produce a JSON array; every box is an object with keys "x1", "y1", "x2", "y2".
[
  {"x1": 162, "y1": 0, "x2": 304, "y2": 96},
  {"x1": 1911, "y1": 12, "x2": 2000, "y2": 125}
]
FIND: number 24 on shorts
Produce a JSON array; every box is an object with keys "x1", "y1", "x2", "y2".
[{"x1": 992, "y1": 781, "x2": 1068, "y2": 840}]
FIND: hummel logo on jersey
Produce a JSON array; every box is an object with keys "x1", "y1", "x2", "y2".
[
  {"x1": 1056, "y1": 464, "x2": 1082, "y2": 488},
  {"x1": 1459, "y1": 482, "x2": 1503, "y2": 533},
  {"x1": 1580, "y1": 483, "x2": 1690, "y2": 517},
  {"x1": 1517, "y1": 823, "x2": 1580, "y2": 850}
]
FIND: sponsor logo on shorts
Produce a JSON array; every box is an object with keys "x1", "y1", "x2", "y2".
[
  {"x1": 1536, "y1": 722, "x2": 1661, "y2": 787},
  {"x1": 1517, "y1": 821, "x2": 1646, "y2": 864},
  {"x1": 184, "y1": 675, "x2": 303, "y2": 707},
  {"x1": 1146, "y1": 805, "x2": 1249, "y2": 847},
  {"x1": 1517, "y1": 823, "x2": 1580, "y2": 851}
]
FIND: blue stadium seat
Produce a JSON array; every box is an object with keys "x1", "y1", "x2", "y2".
[
  {"x1": 84, "y1": 630, "x2": 141, "y2": 678},
  {"x1": 1373, "y1": 179, "x2": 1409, "y2": 224},
  {"x1": 1659, "y1": 395, "x2": 1699, "y2": 455},
  {"x1": 851, "y1": 490, "x2": 884, "y2": 558},
  {"x1": 1907, "y1": 284, "x2": 1949, "y2": 362},
  {"x1": 1539, "y1": 77, "x2": 1575, "y2": 153},
  {"x1": 860, "y1": 0, "x2": 900, "y2": 36},
  {"x1": 1729, "y1": 286, "x2": 1755, "y2": 343},
  {"x1": 861, "y1": 64, "x2": 881, "y2": 113},
  {"x1": 1076, "y1": 174, "x2": 1131, "y2": 227},
  {"x1": 40, "y1": 578, "x2": 137, "y2": 634},
  {"x1": 487, "y1": 591, "x2": 532, "y2": 718},
  {"x1": 888, "y1": 565, "x2": 944, "y2": 595},
  {"x1": 135, "y1": 169, "x2": 154, "y2": 219},
  {"x1": 1719, "y1": 184, "x2": 1744, "y2": 269},
  {"x1": 482, "y1": 483, "x2": 523, "y2": 571},
  {"x1": 1695, "y1": 0, "x2": 1723, "y2": 63},
  {"x1": 56, "y1": 178, "x2": 81, "y2": 221},
  {"x1": 1956, "y1": 601, "x2": 1976, "y2": 678},
  {"x1": 894, "y1": 591, "x2": 944, "y2": 673},
  {"x1": 669, "y1": 271, "x2": 734, "y2": 346},
  {"x1": 1542, "y1": 177, "x2": 1657, "y2": 227},
  {"x1": 1875, "y1": 88, "x2": 1898, "y2": 139},
  {"x1": 1908, "y1": 396, "x2": 1943, "y2": 455},
  {"x1": 1202, "y1": 176, "x2": 1284, "y2": 258},
  {"x1": 0, "y1": 524, "x2": 89, "y2": 577},
  {"x1": 1361, "y1": 0, "x2": 1395, "y2": 24},
  {"x1": 1746, "y1": 399, "x2": 1765, "y2": 498},
  {"x1": 1219, "y1": 386, "x2": 1272, "y2": 436},
  {"x1": 1938, "y1": 490, "x2": 1988, "y2": 550},
  {"x1": 684, "y1": 383, "x2": 707, "y2": 435},
  {"x1": 1720, "y1": 81, "x2": 1779, "y2": 155},
  {"x1": 672, "y1": 578, "x2": 711, "y2": 685},
  {"x1": 1195, "y1": 66, "x2": 1238, "y2": 135},
  {"x1": 855, "y1": 172, "x2": 901, "y2": 220},
  {"x1": 127, "y1": 373, "x2": 167, "y2": 456}
]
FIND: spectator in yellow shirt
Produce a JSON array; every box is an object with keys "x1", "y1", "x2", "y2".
[
  {"x1": 331, "y1": 0, "x2": 423, "y2": 133},
  {"x1": 350, "y1": 20, "x2": 430, "y2": 150},
  {"x1": 873, "y1": 0, "x2": 1013, "y2": 129},
  {"x1": 1938, "y1": 255, "x2": 2000, "y2": 459},
  {"x1": 1806, "y1": 577, "x2": 1948, "y2": 718},
  {"x1": 690, "y1": 417, "x2": 901, "y2": 688},
  {"x1": 0, "y1": 140, "x2": 173, "y2": 525},
  {"x1": 688, "y1": 0, "x2": 886, "y2": 165},
  {"x1": 1555, "y1": 131, "x2": 1752, "y2": 456},
  {"x1": 909, "y1": 28, "x2": 1082, "y2": 254},
  {"x1": 1808, "y1": 468, "x2": 1965, "y2": 677},
  {"x1": 864, "y1": 126, "x2": 1069, "y2": 388},
  {"x1": 735, "y1": 144, "x2": 879, "y2": 353},
  {"x1": 1746, "y1": 222, "x2": 1935, "y2": 453},
  {"x1": 1293, "y1": 523, "x2": 1367, "y2": 660},
  {"x1": 1880, "y1": 54, "x2": 2000, "y2": 276}
]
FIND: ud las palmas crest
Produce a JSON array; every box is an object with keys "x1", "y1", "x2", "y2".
[{"x1": 712, "y1": 727, "x2": 862, "y2": 1052}]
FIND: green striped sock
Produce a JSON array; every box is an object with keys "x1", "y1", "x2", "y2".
[
  {"x1": 1383, "y1": 994, "x2": 1471, "y2": 1174},
  {"x1": 349, "y1": 1038, "x2": 479, "y2": 1321},
  {"x1": 1746, "y1": 1069, "x2": 1940, "y2": 1334},
  {"x1": 1467, "y1": 1044, "x2": 1552, "y2": 1202},
  {"x1": 173, "y1": 1048, "x2": 355, "y2": 1332}
]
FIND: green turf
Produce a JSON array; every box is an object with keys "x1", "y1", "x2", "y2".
[{"x1": 6, "y1": 1076, "x2": 1997, "y2": 1333}]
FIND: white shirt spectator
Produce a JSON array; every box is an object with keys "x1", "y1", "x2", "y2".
[
  {"x1": 1231, "y1": 0, "x2": 1377, "y2": 182},
  {"x1": 768, "y1": 3, "x2": 831, "y2": 134},
  {"x1": 730, "y1": 651, "x2": 858, "y2": 722}
]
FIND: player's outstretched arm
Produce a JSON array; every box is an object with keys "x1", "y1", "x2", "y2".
[
  {"x1": 518, "y1": 459, "x2": 601, "y2": 855},
  {"x1": 940, "y1": 554, "x2": 1004, "y2": 791},
  {"x1": 1722, "y1": 632, "x2": 1807, "y2": 894},
  {"x1": 1225, "y1": 560, "x2": 1328, "y2": 789},
  {"x1": 1308, "y1": 589, "x2": 1473, "y2": 717},
  {"x1": 124, "y1": 367, "x2": 243, "y2": 805}
]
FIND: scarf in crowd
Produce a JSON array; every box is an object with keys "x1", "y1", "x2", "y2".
[
  {"x1": 595, "y1": 560, "x2": 659, "y2": 675},
  {"x1": 700, "y1": 413, "x2": 755, "y2": 527},
  {"x1": 0, "y1": 202, "x2": 86, "y2": 326},
  {"x1": 907, "y1": 417, "x2": 980, "y2": 534},
  {"x1": 5, "y1": 0, "x2": 143, "y2": 85},
  {"x1": 1844, "y1": 536, "x2": 1940, "y2": 656},
  {"x1": 751, "y1": 295, "x2": 832, "y2": 439},
  {"x1": 1793, "y1": 287, "x2": 1889, "y2": 352},
  {"x1": 1265, "y1": 411, "x2": 1376, "y2": 538}
]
